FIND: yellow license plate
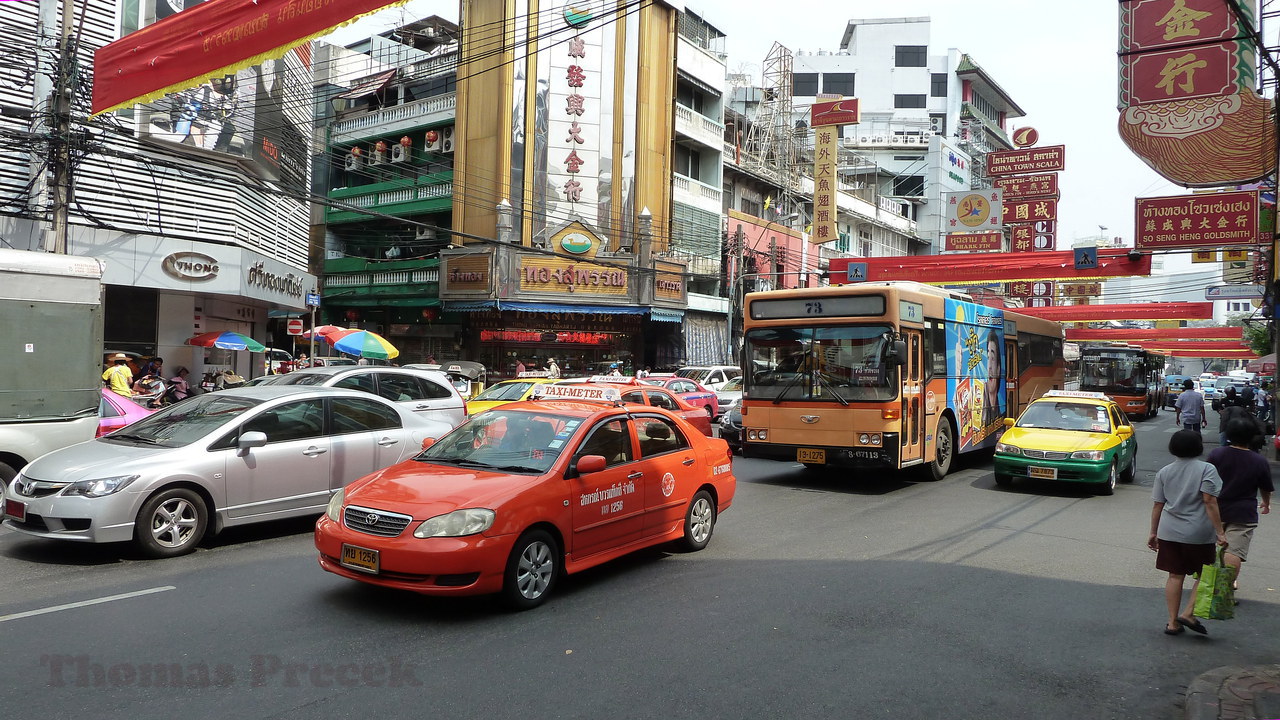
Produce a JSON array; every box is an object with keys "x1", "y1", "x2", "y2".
[
  {"x1": 1028, "y1": 466, "x2": 1058, "y2": 480},
  {"x1": 797, "y1": 448, "x2": 826, "y2": 464},
  {"x1": 340, "y1": 544, "x2": 380, "y2": 574}
]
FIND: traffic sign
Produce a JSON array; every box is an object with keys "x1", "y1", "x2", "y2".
[
  {"x1": 286, "y1": 319, "x2": 305, "y2": 335},
  {"x1": 306, "y1": 293, "x2": 321, "y2": 307},
  {"x1": 845, "y1": 262, "x2": 868, "y2": 282},
  {"x1": 1205, "y1": 285, "x2": 1263, "y2": 300},
  {"x1": 1074, "y1": 247, "x2": 1097, "y2": 270}
]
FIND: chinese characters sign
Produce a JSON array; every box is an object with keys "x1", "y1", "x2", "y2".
[
  {"x1": 1059, "y1": 282, "x2": 1103, "y2": 297},
  {"x1": 811, "y1": 127, "x2": 840, "y2": 244},
  {"x1": 993, "y1": 173, "x2": 1058, "y2": 200},
  {"x1": 1134, "y1": 190, "x2": 1258, "y2": 249},
  {"x1": 1007, "y1": 281, "x2": 1056, "y2": 298},
  {"x1": 985, "y1": 146, "x2": 1065, "y2": 176},
  {"x1": 479, "y1": 329, "x2": 615, "y2": 345},
  {"x1": 945, "y1": 232, "x2": 1003, "y2": 252},
  {"x1": 1122, "y1": 42, "x2": 1241, "y2": 105},
  {"x1": 1005, "y1": 198, "x2": 1058, "y2": 224},
  {"x1": 549, "y1": 6, "x2": 604, "y2": 224},
  {"x1": 944, "y1": 190, "x2": 1003, "y2": 230}
]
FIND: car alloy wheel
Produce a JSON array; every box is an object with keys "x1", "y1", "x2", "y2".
[
  {"x1": 502, "y1": 530, "x2": 559, "y2": 610},
  {"x1": 1098, "y1": 462, "x2": 1117, "y2": 496},
  {"x1": 135, "y1": 488, "x2": 208, "y2": 558},
  {"x1": 678, "y1": 490, "x2": 716, "y2": 552}
]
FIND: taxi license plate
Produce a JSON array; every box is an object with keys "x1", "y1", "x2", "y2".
[
  {"x1": 340, "y1": 544, "x2": 380, "y2": 574},
  {"x1": 797, "y1": 448, "x2": 826, "y2": 464},
  {"x1": 4, "y1": 498, "x2": 25, "y2": 522},
  {"x1": 1028, "y1": 466, "x2": 1058, "y2": 480}
]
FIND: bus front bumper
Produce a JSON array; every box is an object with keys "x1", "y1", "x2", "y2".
[{"x1": 743, "y1": 434, "x2": 900, "y2": 469}]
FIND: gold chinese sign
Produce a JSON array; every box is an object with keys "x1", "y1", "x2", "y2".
[
  {"x1": 810, "y1": 126, "x2": 839, "y2": 244},
  {"x1": 1059, "y1": 282, "x2": 1102, "y2": 298},
  {"x1": 519, "y1": 256, "x2": 628, "y2": 296}
]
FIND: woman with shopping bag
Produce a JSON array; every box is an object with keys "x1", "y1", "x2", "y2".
[{"x1": 1148, "y1": 429, "x2": 1228, "y2": 636}]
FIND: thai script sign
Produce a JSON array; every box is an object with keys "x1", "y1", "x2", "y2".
[
  {"x1": 993, "y1": 173, "x2": 1058, "y2": 200},
  {"x1": 519, "y1": 257, "x2": 628, "y2": 295},
  {"x1": 985, "y1": 146, "x2": 1066, "y2": 176},
  {"x1": 945, "y1": 232, "x2": 1003, "y2": 252}
]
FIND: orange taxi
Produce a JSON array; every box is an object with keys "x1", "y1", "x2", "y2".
[
  {"x1": 315, "y1": 383, "x2": 736, "y2": 609},
  {"x1": 558, "y1": 376, "x2": 713, "y2": 436}
]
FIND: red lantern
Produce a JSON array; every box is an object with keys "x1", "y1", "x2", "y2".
[
  {"x1": 375, "y1": 140, "x2": 387, "y2": 153},
  {"x1": 350, "y1": 146, "x2": 362, "y2": 157},
  {"x1": 345, "y1": 310, "x2": 360, "y2": 321},
  {"x1": 425, "y1": 130, "x2": 439, "y2": 144},
  {"x1": 421, "y1": 307, "x2": 440, "y2": 321},
  {"x1": 399, "y1": 135, "x2": 412, "y2": 148}
]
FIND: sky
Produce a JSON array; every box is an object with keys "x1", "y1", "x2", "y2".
[{"x1": 326, "y1": 0, "x2": 1254, "y2": 251}]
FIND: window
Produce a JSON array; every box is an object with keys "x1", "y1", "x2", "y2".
[
  {"x1": 893, "y1": 175, "x2": 924, "y2": 196},
  {"x1": 645, "y1": 390, "x2": 679, "y2": 411},
  {"x1": 931, "y1": 73, "x2": 948, "y2": 97},
  {"x1": 332, "y1": 397, "x2": 401, "y2": 434},
  {"x1": 740, "y1": 198, "x2": 761, "y2": 217},
  {"x1": 576, "y1": 419, "x2": 633, "y2": 467},
  {"x1": 792, "y1": 72, "x2": 819, "y2": 96},
  {"x1": 241, "y1": 400, "x2": 326, "y2": 443},
  {"x1": 637, "y1": 417, "x2": 690, "y2": 457},
  {"x1": 894, "y1": 94, "x2": 927, "y2": 109},
  {"x1": 676, "y1": 81, "x2": 705, "y2": 114},
  {"x1": 674, "y1": 144, "x2": 702, "y2": 179},
  {"x1": 333, "y1": 373, "x2": 377, "y2": 394},
  {"x1": 377, "y1": 373, "x2": 426, "y2": 402},
  {"x1": 822, "y1": 72, "x2": 855, "y2": 96},
  {"x1": 895, "y1": 45, "x2": 928, "y2": 67},
  {"x1": 416, "y1": 376, "x2": 455, "y2": 399}
]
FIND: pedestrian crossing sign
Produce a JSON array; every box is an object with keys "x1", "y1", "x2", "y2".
[
  {"x1": 846, "y1": 263, "x2": 867, "y2": 282},
  {"x1": 1074, "y1": 247, "x2": 1098, "y2": 270}
]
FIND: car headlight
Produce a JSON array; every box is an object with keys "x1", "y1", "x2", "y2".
[
  {"x1": 1071, "y1": 450, "x2": 1106, "y2": 460},
  {"x1": 326, "y1": 488, "x2": 345, "y2": 522},
  {"x1": 413, "y1": 508, "x2": 495, "y2": 538},
  {"x1": 61, "y1": 475, "x2": 139, "y2": 498},
  {"x1": 995, "y1": 442, "x2": 1022, "y2": 456}
]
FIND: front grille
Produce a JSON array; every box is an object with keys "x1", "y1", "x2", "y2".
[
  {"x1": 343, "y1": 505, "x2": 413, "y2": 537},
  {"x1": 1022, "y1": 449, "x2": 1069, "y2": 460},
  {"x1": 13, "y1": 478, "x2": 66, "y2": 498}
]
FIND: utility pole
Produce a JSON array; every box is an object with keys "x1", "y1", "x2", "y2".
[{"x1": 44, "y1": 0, "x2": 76, "y2": 254}]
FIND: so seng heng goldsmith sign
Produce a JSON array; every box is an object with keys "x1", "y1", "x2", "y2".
[{"x1": 1134, "y1": 190, "x2": 1258, "y2": 250}]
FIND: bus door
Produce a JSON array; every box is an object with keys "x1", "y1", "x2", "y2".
[
  {"x1": 1005, "y1": 339, "x2": 1019, "y2": 418},
  {"x1": 901, "y1": 329, "x2": 923, "y2": 465}
]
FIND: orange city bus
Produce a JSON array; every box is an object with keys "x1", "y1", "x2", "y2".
[
  {"x1": 1077, "y1": 343, "x2": 1165, "y2": 419},
  {"x1": 739, "y1": 282, "x2": 1065, "y2": 479}
]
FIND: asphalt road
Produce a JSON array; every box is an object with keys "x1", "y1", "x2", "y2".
[{"x1": 2, "y1": 414, "x2": 1277, "y2": 719}]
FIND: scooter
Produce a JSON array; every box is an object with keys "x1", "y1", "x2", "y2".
[{"x1": 131, "y1": 376, "x2": 167, "y2": 409}]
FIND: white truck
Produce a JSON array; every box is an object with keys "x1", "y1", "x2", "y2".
[{"x1": 0, "y1": 249, "x2": 105, "y2": 494}]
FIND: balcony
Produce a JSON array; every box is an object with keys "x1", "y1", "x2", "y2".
[
  {"x1": 327, "y1": 172, "x2": 454, "y2": 224},
  {"x1": 321, "y1": 258, "x2": 441, "y2": 307},
  {"x1": 331, "y1": 93, "x2": 457, "y2": 143},
  {"x1": 672, "y1": 173, "x2": 722, "y2": 214},
  {"x1": 675, "y1": 104, "x2": 725, "y2": 151}
]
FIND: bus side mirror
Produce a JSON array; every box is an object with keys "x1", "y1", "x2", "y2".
[{"x1": 885, "y1": 340, "x2": 907, "y2": 367}]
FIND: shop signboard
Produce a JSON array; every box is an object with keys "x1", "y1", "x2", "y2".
[
  {"x1": 944, "y1": 190, "x2": 1003, "y2": 230},
  {"x1": 519, "y1": 256, "x2": 628, "y2": 296},
  {"x1": 993, "y1": 173, "x2": 1058, "y2": 200},
  {"x1": 1007, "y1": 281, "x2": 1055, "y2": 298},
  {"x1": 1005, "y1": 198, "x2": 1058, "y2": 224},
  {"x1": 811, "y1": 125, "x2": 840, "y2": 244},
  {"x1": 653, "y1": 260, "x2": 686, "y2": 303},
  {"x1": 945, "y1": 232, "x2": 1003, "y2": 252},
  {"x1": 441, "y1": 253, "x2": 493, "y2": 294},
  {"x1": 1134, "y1": 190, "x2": 1258, "y2": 249},
  {"x1": 1060, "y1": 282, "x2": 1103, "y2": 298},
  {"x1": 1122, "y1": 41, "x2": 1242, "y2": 105},
  {"x1": 985, "y1": 145, "x2": 1065, "y2": 176},
  {"x1": 1010, "y1": 224, "x2": 1034, "y2": 252}
]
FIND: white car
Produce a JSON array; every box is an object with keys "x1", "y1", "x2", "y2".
[
  {"x1": 246, "y1": 366, "x2": 467, "y2": 428},
  {"x1": 673, "y1": 365, "x2": 741, "y2": 392},
  {"x1": 3, "y1": 386, "x2": 452, "y2": 557}
]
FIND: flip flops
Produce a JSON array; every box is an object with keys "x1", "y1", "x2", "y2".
[
  {"x1": 1164, "y1": 625, "x2": 1185, "y2": 635},
  {"x1": 1177, "y1": 617, "x2": 1209, "y2": 635}
]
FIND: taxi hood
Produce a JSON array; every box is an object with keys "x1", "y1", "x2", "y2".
[
  {"x1": 1003, "y1": 427, "x2": 1115, "y2": 453},
  {"x1": 345, "y1": 462, "x2": 543, "y2": 517}
]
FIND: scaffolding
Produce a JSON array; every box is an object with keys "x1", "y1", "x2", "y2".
[{"x1": 743, "y1": 42, "x2": 797, "y2": 210}]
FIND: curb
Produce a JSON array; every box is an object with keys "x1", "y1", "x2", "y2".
[{"x1": 1184, "y1": 665, "x2": 1280, "y2": 720}]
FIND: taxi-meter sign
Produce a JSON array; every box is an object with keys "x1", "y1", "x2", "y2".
[{"x1": 531, "y1": 384, "x2": 622, "y2": 403}]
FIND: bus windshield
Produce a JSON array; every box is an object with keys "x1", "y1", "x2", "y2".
[
  {"x1": 1081, "y1": 354, "x2": 1147, "y2": 394},
  {"x1": 744, "y1": 325, "x2": 897, "y2": 402}
]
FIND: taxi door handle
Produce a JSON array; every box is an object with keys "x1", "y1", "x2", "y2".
[
  {"x1": 627, "y1": 471, "x2": 643, "y2": 479},
  {"x1": 377, "y1": 438, "x2": 399, "y2": 446},
  {"x1": 682, "y1": 458, "x2": 695, "y2": 466},
  {"x1": 302, "y1": 447, "x2": 327, "y2": 457},
  {"x1": 414, "y1": 403, "x2": 431, "y2": 410}
]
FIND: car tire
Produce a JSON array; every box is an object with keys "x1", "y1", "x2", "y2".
[
  {"x1": 0, "y1": 459, "x2": 18, "y2": 498},
  {"x1": 994, "y1": 472, "x2": 1013, "y2": 488},
  {"x1": 923, "y1": 418, "x2": 955, "y2": 481},
  {"x1": 1120, "y1": 450, "x2": 1137, "y2": 483},
  {"x1": 501, "y1": 529, "x2": 560, "y2": 610},
  {"x1": 134, "y1": 488, "x2": 208, "y2": 558},
  {"x1": 1097, "y1": 462, "x2": 1118, "y2": 496},
  {"x1": 704, "y1": 405, "x2": 714, "y2": 419},
  {"x1": 677, "y1": 490, "x2": 716, "y2": 552}
]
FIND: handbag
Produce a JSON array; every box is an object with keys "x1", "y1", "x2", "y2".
[{"x1": 1193, "y1": 546, "x2": 1236, "y2": 621}]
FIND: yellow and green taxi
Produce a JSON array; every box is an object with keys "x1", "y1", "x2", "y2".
[
  {"x1": 993, "y1": 390, "x2": 1137, "y2": 495},
  {"x1": 465, "y1": 376, "x2": 558, "y2": 414}
]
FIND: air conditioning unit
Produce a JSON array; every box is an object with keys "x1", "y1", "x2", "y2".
[
  {"x1": 390, "y1": 144, "x2": 409, "y2": 163},
  {"x1": 369, "y1": 148, "x2": 385, "y2": 165},
  {"x1": 425, "y1": 129, "x2": 442, "y2": 152},
  {"x1": 441, "y1": 126, "x2": 455, "y2": 153},
  {"x1": 929, "y1": 115, "x2": 945, "y2": 135},
  {"x1": 414, "y1": 227, "x2": 435, "y2": 241},
  {"x1": 343, "y1": 153, "x2": 362, "y2": 171}
]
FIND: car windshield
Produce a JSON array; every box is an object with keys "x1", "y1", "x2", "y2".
[
  {"x1": 101, "y1": 394, "x2": 260, "y2": 447},
  {"x1": 266, "y1": 373, "x2": 332, "y2": 386},
  {"x1": 675, "y1": 368, "x2": 711, "y2": 383},
  {"x1": 1016, "y1": 402, "x2": 1112, "y2": 433},
  {"x1": 721, "y1": 377, "x2": 743, "y2": 392},
  {"x1": 416, "y1": 409, "x2": 581, "y2": 474},
  {"x1": 745, "y1": 325, "x2": 894, "y2": 402},
  {"x1": 471, "y1": 381, "x2": 536, "y2": 402},
  {"x1": 1080, "y1": 353, "x2": 1150, "y2": 394}
]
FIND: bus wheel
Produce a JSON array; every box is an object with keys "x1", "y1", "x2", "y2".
[{"x1": 923, "y1": 419, "x2": 954, "y2": 481}]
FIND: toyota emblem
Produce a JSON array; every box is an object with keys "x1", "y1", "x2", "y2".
[{"x1": 366, "y1": 513, "x2": 380, "y2": 525}]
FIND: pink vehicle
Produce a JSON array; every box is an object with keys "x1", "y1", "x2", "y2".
[
  {"x1": 642, "y1": 376, "x2": 719, "y2": 419},
  {"x1": 97, "y1": 389, "x2": 156, "y2": 438}
]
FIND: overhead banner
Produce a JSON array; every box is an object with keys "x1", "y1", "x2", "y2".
[
  {"x1": 93, "y1": 0, "x2": 408, "y2": 115},
  {"x1": 1131, "y1": 340, "x2": 1251, "y2": 351},
  {"x1": 1067, "y1": 327, "x2": 1243, "y2": 341},
  {"x1": 1134, "y1": 190, "x2": 1258, "y2": 249},
  {"x1": 829, "y1": 248, "x2": 1150, "y2": 286},
  {"x1": 1014, "y1": 302, "x2": 1214, "y2": 322}
]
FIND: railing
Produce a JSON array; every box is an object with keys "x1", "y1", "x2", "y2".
[
  {"x1": 672, "y1": 173, "x2": 721, "y2": 204},
  {"x1": 324, "y1": 268, "x2": 439, "y2": 288},
  {"x1": 332, "y1": 93, "x2": 457, "y2": 136},
  {"x1": 342, "y1": 182, "x2": 453, "y2": 209},
  {"x1": 675, "y1": 104, "x2": 725, "y2": 147}
]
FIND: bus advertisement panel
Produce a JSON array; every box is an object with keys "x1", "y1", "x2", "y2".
[{"x1": 945, "y1": 299, "x2": 1006, "y2": 453}]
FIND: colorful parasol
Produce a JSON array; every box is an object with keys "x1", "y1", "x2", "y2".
[
  {"x1": 303, "y1": 325, "x2": 355, "y2": 340},
  {"x1": 187, "y1": 331, "x2": 267, "y2": 352},
  {"x1": 329, "y1": 330, "x2": 399, "y2": 360}
]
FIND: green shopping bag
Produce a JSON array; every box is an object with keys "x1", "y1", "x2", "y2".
[{"x1": 1193, "y1": 546, "x2": 1236, "y2": 621}]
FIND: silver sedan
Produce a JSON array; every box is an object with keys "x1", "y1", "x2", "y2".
[{"x1": 2, "y1": 386, "x2": 451, "y2": 558}]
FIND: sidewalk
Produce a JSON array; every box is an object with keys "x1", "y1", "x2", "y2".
[{"x1": 1184, "y1": 665, "x2": 1280, "y2": 720}]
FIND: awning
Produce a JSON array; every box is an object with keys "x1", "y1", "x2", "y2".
[
  {"x1": 444, "y1": 300, "x2": 649, "y2": 314},
  {"x1": 649, "y1": 308, "x2": 686, "y2": 323},
  {"x1": 333, "y1": 70, "x2": 397, "y2": 100}
]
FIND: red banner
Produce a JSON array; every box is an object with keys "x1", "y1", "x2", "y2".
[
  {"x1": 828, "y1": 248, "x2": 1149, "y2": 286},
  {"x1": 1014, "y1": 302, "x2": 1214, "y2": 322},
  {"x1": 93, "y1": 0, "x2": 406, "y2": 114},
  {"x1": 1067, "y1": 327, "x2": 1243, "y2": 341},
  {"x1": 1135, "y1": 190, "x2": 1258, "y2": 249},
  {"x1": 1130, "y1": 340, "x2": 1251, "y2": 351},
  {"x1": 945, "y1": 232, "x2": 1003, "y2": 252}
]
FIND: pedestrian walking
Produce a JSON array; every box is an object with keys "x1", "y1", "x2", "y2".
[
  {"x1": 1174, "y1": 378, "x2": 1206, "y2": 435},
  {"x1": 1149, "y1": 429, "x2": 1227, "y2": 636},
  {"x1": 102, "y1": 353, "x2": 134, "y2": 397},
  {"x1": 546, "y1": 357, "x2": 561, "y2": 379},
  {"x1": 1207, "y1": 418, "x2": 1274, "y2": 592},
  {"x1": 1255, "y1": 382, "x2": 1271, "y2": 424},
  {"x1": 515, "y1": 359, "x2": 526, "y2": 376}
]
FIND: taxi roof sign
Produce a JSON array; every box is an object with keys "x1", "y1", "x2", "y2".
[
  {"x1": 1042, "y1": 390, "x2": 1111, "y2": 401},
  {"x1": 517, "y1": 371, "x2": 550, "y2": 378},
  {"x1": 587, "y1": 375, "x2": 638, "y2": 384},
  {"x1": 531, "y1": 383, "x2": 622, "y2": 403}
]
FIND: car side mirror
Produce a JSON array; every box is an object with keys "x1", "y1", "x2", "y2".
[
  {"x1": 237, "y1": 430, "x2": 268, "y2": 456},
  {"x1": 1117, "y1": 426, "x2": 1134, "y2": 438},
  {"x1": 1003, "y1": 417, "x2": 1016, "y2": 428},
  {"x1": 885, "y1": 340, "x2": 907, "y2": 367},
  {"x1": 575, "y1": 455, "x2": 607, "y2": 475},
  {"x1": 421, "y1": 437, "x2": 437, "y2": 450}
]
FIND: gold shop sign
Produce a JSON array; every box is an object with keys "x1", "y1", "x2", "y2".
[
  {"x1": 519, "y1": 256, "x2": 628, "y2": 296},
  {"x1": 654, "y1": 260, "x2": 685, "y2": 302},
  {"x1": 444, "y1": 254, "x2": 492, "y2": 292}
]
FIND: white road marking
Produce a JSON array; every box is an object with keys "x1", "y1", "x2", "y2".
[{"x1": 0, "y1": 585, "x2": 175, "y2": 623}]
